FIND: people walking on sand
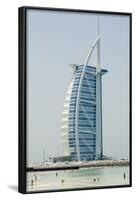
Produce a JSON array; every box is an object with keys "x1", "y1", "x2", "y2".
[
  {"x1": 61, "y1": 179, "x2": 64, "y2": 183},
  {"x1": 124, "y1": 173, "x2": 126, "y2": 179},
  {"x1": 34, "y1": 174, "x2": 37, "y2": 181},
  {"x1": 93, "y1": 178, "x2": 96, "y2": 182},
  {"x1": 56, "y1": 172, "x2": 58, "y2": 177},
  {"x1": 97, "y1": 178, "x2": 100, "y2": 182},
  {"x1": 31, "y1": 179, "x2": 34, "y2": 186}
]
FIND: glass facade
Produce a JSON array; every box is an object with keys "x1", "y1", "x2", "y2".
[{"x1": 61, "y1": 65, "x2": 107, "y2": 161}]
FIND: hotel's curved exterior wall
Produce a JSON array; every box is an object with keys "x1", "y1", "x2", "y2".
[{"x1": 61, "y1": 65, "x2": 107, "y2": 161}]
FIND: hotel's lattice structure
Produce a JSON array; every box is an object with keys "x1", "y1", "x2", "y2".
[{"x1": 61, "y1": 27, "x2": 108, "y2": 161}]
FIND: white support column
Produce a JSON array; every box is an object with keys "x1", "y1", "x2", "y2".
[
  {"x1": 96, "y1": 73, "x2": 102, "y2": 159},
  {"x1": 96, "y1": 17, "x2": 103, "y2": 160}
]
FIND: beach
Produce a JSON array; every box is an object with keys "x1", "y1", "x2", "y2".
[{"x1": 27, "y1": 165, "x2": 129, "y2": 192}]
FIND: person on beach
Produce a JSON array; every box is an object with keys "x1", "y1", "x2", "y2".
[
  {"x1": 56, "y1": 172, "x2": 58, "y2": 177},
  {"x1": 94, "y1": 178, "x2": 96, "y2": 182},
  {"x1": 31, "y1": 179, "x2": 34, "y2": 186},
  {"x1": 34, "y1": 174, "x2": 37, "y2": 181},
  {"x1": 61, "y1": 179, "x2": 64, "y2": 183},
  {"x1": 124, "y1": 173, "x2": 126, "y2": 179}
]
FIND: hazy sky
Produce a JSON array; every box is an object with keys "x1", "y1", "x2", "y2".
[{"x1": 26, "y1": 9, "x2": 130, "y2": 163}]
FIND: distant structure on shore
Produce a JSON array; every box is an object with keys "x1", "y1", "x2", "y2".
[{"x1": 61, "y1": 18, "x2": 108, "y2": 161}]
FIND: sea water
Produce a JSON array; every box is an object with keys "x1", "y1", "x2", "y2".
[{"x1": 27, "y1": 166, "x2": 129, "y2": 192}]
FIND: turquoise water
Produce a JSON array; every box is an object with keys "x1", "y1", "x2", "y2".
[{"x1": 27, "y1": 166, "x2": 129, "y2": 192}]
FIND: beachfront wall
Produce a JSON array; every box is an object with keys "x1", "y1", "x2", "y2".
[{"x1": 61, "y1": 65, "x2": 107, "y2": 161}]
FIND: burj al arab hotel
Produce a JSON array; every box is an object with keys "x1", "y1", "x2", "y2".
[{"x1": 61, "y1": 20, "x2": 108, "y2": 161}]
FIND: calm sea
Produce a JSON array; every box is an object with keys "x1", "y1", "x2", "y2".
[{"x1": 27, "y1": 166, "x2": 129, "y2": 192}]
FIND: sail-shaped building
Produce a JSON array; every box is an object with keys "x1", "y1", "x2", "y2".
[{"x1": 61, "y1": 24, "x2": 107, "y2": 161}]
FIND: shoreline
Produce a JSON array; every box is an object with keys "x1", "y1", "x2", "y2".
[{"x1": 27, "y1": 160, "x2": 129, "y2": 172}]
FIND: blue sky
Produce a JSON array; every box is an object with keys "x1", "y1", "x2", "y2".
[{"x1": 26, "y1": 9, "x2": 130, "y2": 163}]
